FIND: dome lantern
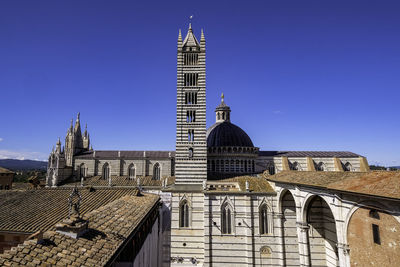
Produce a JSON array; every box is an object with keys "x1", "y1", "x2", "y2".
[{"x1": 215, "y1": 93, "x2": 231, "y2": 123}]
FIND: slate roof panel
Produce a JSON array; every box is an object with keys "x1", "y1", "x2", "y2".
[{"x1": 258, "y1": 151, "x2": 360, "y2": 158}]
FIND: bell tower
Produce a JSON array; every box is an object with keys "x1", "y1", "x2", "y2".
[{"x1": 175, "y1": 24, "x2": 207, "y2": 184}]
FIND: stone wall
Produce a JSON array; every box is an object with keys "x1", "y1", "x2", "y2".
[
  {"x1": 74, "y1": 158, "x2": 173, "y2": 179},
  {"x1": 171, "y1": 192, "x2": 205, "y2": 265}
]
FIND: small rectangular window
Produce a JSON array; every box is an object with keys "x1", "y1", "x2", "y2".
[{"x1": 372, "y1": 224, "x2": 381, "y2": 245}]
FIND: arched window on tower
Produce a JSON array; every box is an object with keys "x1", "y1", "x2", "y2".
[
  {"x1": 188, "y1": 148, "x2": 194, "y2": 158},
  {"x1": 179, "y1": 200, "x2": 190, "y2": 228},
  {"x1": 221, "y1": 203, "x2": 233, "y2": 234},
  {"x1": 259, "y1": 203, "x2": 273, "y2": 234},
  {"x1": 128, "y1": 164, "x2": 136, "y2": 179},
  {"x1": 153, "y1": 163, "x2": 161, "y2": 180},
  {"x1": 102, "y1": 163, "x2": 110, "y2": 180}
]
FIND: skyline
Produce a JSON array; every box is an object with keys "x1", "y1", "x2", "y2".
[{"x1": 1, "y1": 0, "x2": 399, "y2": 166}]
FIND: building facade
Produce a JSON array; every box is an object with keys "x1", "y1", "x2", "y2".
[{"x1": 41, "y1": 23, "x2": 400, "y2": 267}]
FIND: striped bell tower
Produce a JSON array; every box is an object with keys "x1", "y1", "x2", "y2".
[{"x1": 175, "y1": 24, "x2": 207, "y2": 184}]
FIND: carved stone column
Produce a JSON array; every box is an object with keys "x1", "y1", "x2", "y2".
[{"x1": 297, "y1": 222, "x2": 310, "y2": 267}]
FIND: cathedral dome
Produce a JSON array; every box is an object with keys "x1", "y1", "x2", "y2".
[{"x1": 207, "y1": 121, "x2": 254, "y2": 148}]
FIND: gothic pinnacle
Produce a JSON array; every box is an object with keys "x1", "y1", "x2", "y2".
[
  {"x1": 201, "y1": 28, "x2": 205, "y2": 41},
  {"x1": 178, "y1": 29, "x2": 182, "y2": 41}
]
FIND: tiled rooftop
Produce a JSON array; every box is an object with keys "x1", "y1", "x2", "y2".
[
  {"x1": 0, "y1": 194, "x2": 159, "y2": 267},
  {"x1": 208, "y1": 176, "x2": 275, "y2": 193},
  {"x1": 63, "y1": 175, "x2": 175, "y2": 188},
  {"x1": 0, "y1": 187, "x2": 139, "y2": 233},
  {"x1": 268, "y1": 170, "x2": 400, "y2": 199},
  {"x1": 0, "y1": 167, "x2": 14, "y2": 174},
  {"x1": 258, "y1": 151, "x2": 360, "y2": 158}
]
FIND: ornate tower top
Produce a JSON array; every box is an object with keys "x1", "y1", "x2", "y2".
[
  {"x1": 182, "y1": 23, "x2": 200, "y2": 48},
  {"x1": 175, "y1": 22, "x2": 207, "y2": 184}
]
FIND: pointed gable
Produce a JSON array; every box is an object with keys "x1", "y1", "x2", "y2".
[{"x1": 182, "y1": 23, "x2": 200, "y2": 48}]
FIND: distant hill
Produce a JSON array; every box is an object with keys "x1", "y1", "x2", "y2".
[
  {"x1": 390, "y1": 166, "x2": 400, "y2": 170},
  {"x1": 0, "y1": 159, "x2": 47, "y2": 171}
]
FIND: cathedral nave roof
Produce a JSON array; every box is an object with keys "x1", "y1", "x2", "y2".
[{"x1": 258, "y1": 151, "x2": 360, "y2": 158}]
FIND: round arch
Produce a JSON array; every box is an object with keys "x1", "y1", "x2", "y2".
[
  {"x1": 300, "y1": 193, "x2": 337, "y2": 224},
  {"x1": 303, "y1": 194, "x2": 339, "y2": 267},
  {"x1": 276, "y1": 188, "x2": 298, "y2": 214}
]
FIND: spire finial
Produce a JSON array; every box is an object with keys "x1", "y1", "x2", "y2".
[
  {"x1": 221, "y1": 92, "x2": 224, "y2": 102},
  {"x1": 189, "y1": 15, "x2": 193, "y2": 30},
  {"x1": 77, "y1": 112, "x2": 80, "y2": 121}
]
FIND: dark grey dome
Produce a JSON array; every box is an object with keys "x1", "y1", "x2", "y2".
[{"x1": 207, "y1": 122, "x2": 254, "y2": 147}]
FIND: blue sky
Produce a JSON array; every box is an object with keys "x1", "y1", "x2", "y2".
[{"x1": 0, "y1": 0, "x2": 399, "y2": 166}]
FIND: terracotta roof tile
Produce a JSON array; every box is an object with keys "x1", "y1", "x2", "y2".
[
  {"x1": 0, "y1": 167, "x2": 14, "y2": 174},
  {"x1": 0, "y1": 194, "x2": 159, "y2": 266},
  {"x1": 268, "y1": 170, "x2": 400, "y2": 199},
  {"x1": 210, "y1": 176, "x2": 275, "y2": 193},
  {"x1": 0, "y1": 188, "x2": 139, "y2": 233}
]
